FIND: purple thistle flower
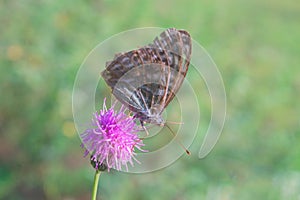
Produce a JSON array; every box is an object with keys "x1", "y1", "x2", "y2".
[{"x1": 81, "y1": 99, "x2": 145, "y2": 171}]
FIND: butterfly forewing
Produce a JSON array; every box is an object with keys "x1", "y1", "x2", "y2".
[
  {"x1": 101, "y1": 28, "x2": 192, "y2": 124},
  {"x1": 150, "y1": 29, "x2": 191, "y2": 108}
]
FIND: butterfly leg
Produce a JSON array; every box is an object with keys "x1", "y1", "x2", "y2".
[{"x1": 140, "y1": 120, "x2": 149, "y2": 136}]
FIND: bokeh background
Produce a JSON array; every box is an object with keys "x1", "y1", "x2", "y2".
[{"x1": 1, "y1": 0, "x2": 299, "y2": 199}]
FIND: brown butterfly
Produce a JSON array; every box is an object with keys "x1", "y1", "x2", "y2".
[{"x1": 101, "y1": 28, "x2": 192, "y2": 129}]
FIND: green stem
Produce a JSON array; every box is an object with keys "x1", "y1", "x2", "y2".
[{"x1": 91, "y1": 170, "x2": 101, "y2": 200}]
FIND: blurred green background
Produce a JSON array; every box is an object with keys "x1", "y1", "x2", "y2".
[{"x1": 1, "y1": 0, "x2": 300, "y2": 199}]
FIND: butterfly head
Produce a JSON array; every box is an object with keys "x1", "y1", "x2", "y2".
[
  {"x1": 145, "y1": 114, "x2": 164, "y2": 126},
  {"x1": 147, "y1": 104, "x2": 166, "y2": 125},
  {"x1": 135, "y1": 104, "x2": 165, "y2": 126}
]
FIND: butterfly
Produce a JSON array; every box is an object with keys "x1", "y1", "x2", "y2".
[{"x1": 101, "y1": 28, "x2": 192, "y2": 130}]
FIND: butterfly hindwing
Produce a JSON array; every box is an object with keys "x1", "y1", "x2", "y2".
[{"x1": 101, "y1": 28, "x2": 192, "y2": 124}]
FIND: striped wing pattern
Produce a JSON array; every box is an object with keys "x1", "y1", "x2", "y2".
[{"x1": 101, "y1": 28, "x2": 192, "y2": 124}]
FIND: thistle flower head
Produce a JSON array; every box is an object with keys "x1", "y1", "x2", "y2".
[{"x1": 81, "y1": 99, "x2": 145, "y2": 171}]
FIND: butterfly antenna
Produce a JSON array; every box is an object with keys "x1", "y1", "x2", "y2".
[
  {"x1": 165, "y1": 123, "x2": 191, "y2": 155},
  {"x1": 165, "y1": 120, "x2": 184, "y2": 125}
]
